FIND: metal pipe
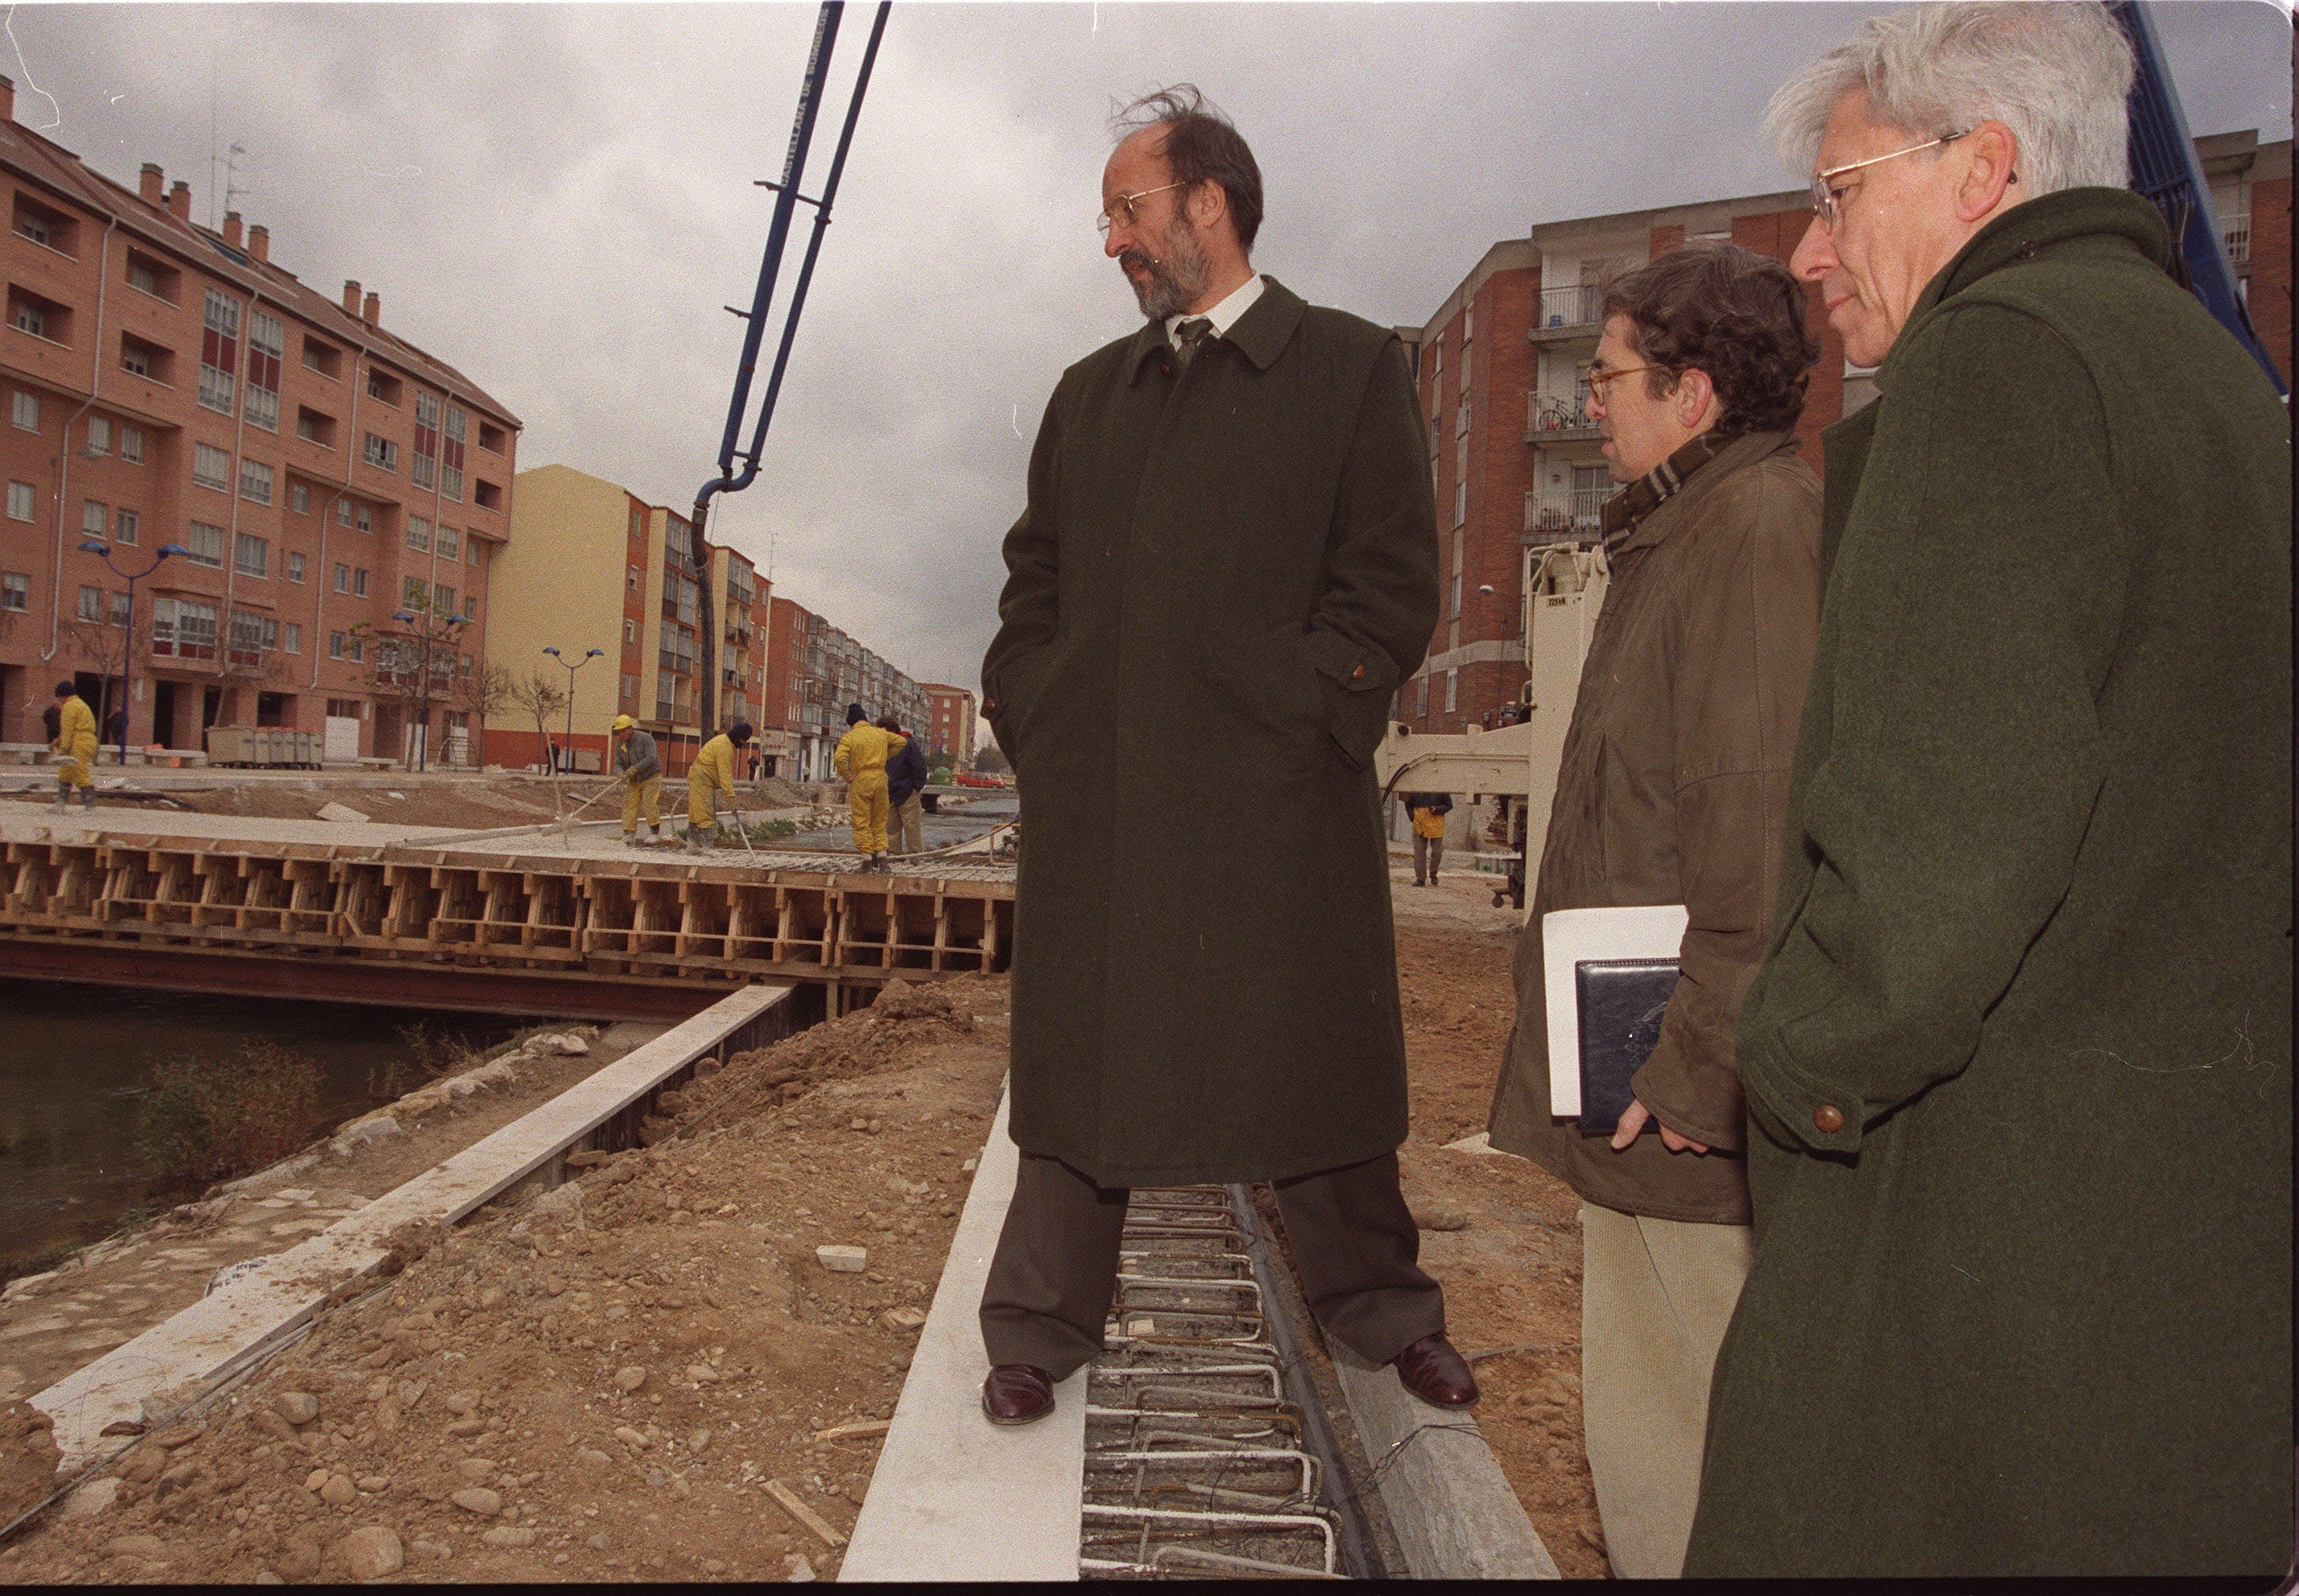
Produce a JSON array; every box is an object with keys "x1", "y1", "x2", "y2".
[{"x1": 40, "y1": 215, "x2": 119, "y2": 664}]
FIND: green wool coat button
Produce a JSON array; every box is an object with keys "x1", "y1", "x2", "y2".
[{"x1": 1812, "y1": 1104, "x2": 1846, "y2": 1134}]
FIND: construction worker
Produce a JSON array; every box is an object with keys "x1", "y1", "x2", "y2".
[
  {"x1": 1407, "y1": 792, "x2": 1452, "y2": 886},
  {"x1": 683, "y1": 721, "x2": 752, "y2": 854},
  {"x1": 49, "y1": 680, "x2": 96, "y2": 811},
  {"x1": 611, "y1": 714, "x2": 664, "y2": 848},
  {"x1": 879, "y1": 715, "x2": 930, "y2": 854},
  {"x1": 833, "y1": 702, "x2": 905, "y2": 873}
]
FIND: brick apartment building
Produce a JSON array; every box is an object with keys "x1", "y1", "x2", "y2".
[
  {"x1": 1399, "y1": 129, "x2": 2291, "y2": 738},
  {"x1": 0, "y1": 77, "x2": 521, "y2": 764},
  {"x1": 920, "y1": 682, "x2": 976, "y2": 768},
  {"x1": 755, "y1": 600, "x2": 931, "y2": 785},
  {"x1": 492, "y1": 464, "x2": 767, "y2": 777}
]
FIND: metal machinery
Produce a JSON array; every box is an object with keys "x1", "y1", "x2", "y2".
[{"x1": 1371, "y1": 540, "x2": 1609, "y2": 917}]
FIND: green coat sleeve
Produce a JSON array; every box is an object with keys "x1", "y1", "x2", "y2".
[
  {"x1": 1738, "y1": 305, "x2": 2120, "y2": 1154},
  {"x1": 1303, "y1": 337, "x2": 1439, "y2": 766}
]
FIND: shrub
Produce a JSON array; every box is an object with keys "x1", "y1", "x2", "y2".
[{"x1": 134, "y1": 1041, "x2": 322, "y2": 1193}]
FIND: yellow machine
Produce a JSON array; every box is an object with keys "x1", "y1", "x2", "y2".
[{"x1": 1371, "y1": 540, "x2": 1609, "y2": 916}]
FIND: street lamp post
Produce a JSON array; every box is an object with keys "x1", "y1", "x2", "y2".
[
  {"x1": 392, "y1": 608, "x2": 468, "y2": 774},
  {"x1": 541, "y1": 646, "x2": 605, "y2": 774},
  {"x1": 79, "y1": 538, "x2": 190, "y2": 764}
]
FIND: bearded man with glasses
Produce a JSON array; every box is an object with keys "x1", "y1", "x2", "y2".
[
  {"x1": 974, "y1": 85, "x2": 1469, "y2": 1428},
  {"x1": 1684, "y1": 2, "x2": 2292, "y2": 1579}
]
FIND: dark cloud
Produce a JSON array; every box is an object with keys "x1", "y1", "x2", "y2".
[{"x1": 4, "y1": 2, "x2": 2285, "y2": 693}]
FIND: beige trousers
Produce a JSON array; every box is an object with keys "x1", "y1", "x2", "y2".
[{"x1": 1578, "y1": 1202, "x2": 1753, "y2": 1579}]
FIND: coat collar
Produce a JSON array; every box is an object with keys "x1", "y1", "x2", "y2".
[
  {"x1": 1878, "y1": 187, "x2": 2172, "y2": 394},
  {"x1": 1127, "y1": 275, "x2": 1307, "y2": 383},
  {"x1": 1601, "y1": 430, "x2": 1798, "y2": 559}
]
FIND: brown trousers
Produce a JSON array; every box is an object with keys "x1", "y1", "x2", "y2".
[{"x1": 980, "y1": 1150, "x2": 1444, "y2": 1380}]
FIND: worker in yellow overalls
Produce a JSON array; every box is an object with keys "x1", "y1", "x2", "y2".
[
  {"x1": 50, "y1": 679, "x2": 96, "y2": 812},
  {"x1": 611, "y1": 714, "x2": 664, "y2": 847},
  {"x1": 833, "y1": 702, "x2": 906, "y2": 875},
  {"x1": 683, "y1": 721, "x2": 753, "y2": 853}
]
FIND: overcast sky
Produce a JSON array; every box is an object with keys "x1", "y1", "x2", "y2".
[{"x1": 5, "y1": 2, "x2": 2290, "y2": 696}]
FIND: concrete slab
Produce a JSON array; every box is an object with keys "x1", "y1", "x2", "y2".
[
  {"x1": 32, "y1": 983, "x2": 795, "y2": 1468},
  {"x1": 841, "y1": 1086, "x2": 1086, "y2": 1583},
  {"x1": 1328, "y1": 1340, "x2": 1560, "y2": 1579}
]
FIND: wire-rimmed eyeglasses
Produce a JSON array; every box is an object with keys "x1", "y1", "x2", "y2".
[
  {"x1": 1097, "y1": 182, "x2": 1184, "y2": 235},
  {"x1": 1810, "y1": 131, "x2": 1966, "y2": 230}
]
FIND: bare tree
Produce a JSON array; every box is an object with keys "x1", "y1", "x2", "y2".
[{"x1": 505, "y1": 667, "x2": 570, "y2": 811}]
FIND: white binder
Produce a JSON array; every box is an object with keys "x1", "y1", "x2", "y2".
[{"x1": 1542, "y1": 903, "x2": 1688, "y2": 1117}]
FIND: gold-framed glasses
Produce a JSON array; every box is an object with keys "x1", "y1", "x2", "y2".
[
  {"x1": 1810, "y1": 131, "x2": 1966, "y2": 230},
  {"x1": 1582, "y1": 362, "x2": 1665, "y2": 402},
  {"x1": 1097, "y1": 182, "x2": 1184, "y2": 235}
]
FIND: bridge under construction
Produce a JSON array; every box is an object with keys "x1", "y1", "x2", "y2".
[{"x1": 0, "y1": 808, "x2": 1014, "y2": 1019}]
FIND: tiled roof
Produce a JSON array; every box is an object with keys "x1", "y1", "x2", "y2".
[{"x1": 0, "y1": 115, "x2": 521, "y2": 427}]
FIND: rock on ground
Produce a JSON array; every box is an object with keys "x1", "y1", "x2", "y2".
[{"x1": 0, "y1": 1400, "x2": 59, "y2": 1524}]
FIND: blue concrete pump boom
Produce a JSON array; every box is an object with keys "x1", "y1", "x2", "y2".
[
  {"x1": 2106, "y1": 0, "x2": 2287, "y2": 397},
  {"x1": 688, "y1": 0, "x2": 892, "y2": 736}
]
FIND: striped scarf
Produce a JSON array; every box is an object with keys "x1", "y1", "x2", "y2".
[{"x1": 1600, "y1": 432, "x2": 1726, "y2": 559}]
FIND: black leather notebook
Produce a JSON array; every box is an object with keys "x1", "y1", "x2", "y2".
[{"x1": 1573, "y1": 958, "x2": 1679, "y2": 1135}]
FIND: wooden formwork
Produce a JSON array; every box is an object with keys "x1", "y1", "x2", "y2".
[{"x1": 0, "y1": 831, "x2": 1014, "y2": 1007}]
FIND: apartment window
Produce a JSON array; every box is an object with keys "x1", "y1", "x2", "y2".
[
  {"x1": 244, "y1": 310, "x2": 283, "y2": 432},
  {"x1": 228, "y1": 609, "x2": 275, "y2": 666},
  {"x1": 337, "y1": 498, "x2": 354, "y2": 527},
  {"x1": 192, "y1": 442, "x2": 231, "y2": 491},
  {"x1": 152, "y1": 597, "x2": 218, "y2": 660},
  {"x1": 119, "y1": 425, "x2": 143, "y2": 463},
  {"x1": 626, "y1": 564, "x2": 639, "y2": 593},
  {"x1": 325, "y1": 698, "x2": 358, "y2": 719},
  {"x1": 363, "y1": 433, "x2": 397, "y2": 472},
  {"x1": 283, "y1": 622, "x2": 301, "y2": 654},
  {"x1": 0, "y1": 571, "x2": 25, "y2": 611},
  {"x1": 620, "y1": 672, "x2": 639, "y2": 710},
  {"x1": 81, "y1": 499, "x2": 105, "y2": 536},
  {"x1": 333, "y1": 563, "x2": 351, "y2": 593},
  {"x1": 404, "y1": 575, "x2": 426, "y2": 605},
  {"x1": 434, "y1": 582, "x2": 455, "y2": 613},
  {"x1": 239, "y1": 458, "x2": 274, "y2": 505},
  {"x1": 290, "y1": 481, "x2": 310, "y2": 515},
  {"x1": 337, "y1": 499, "x2": 374, "y2": 534},
  {"x1": 624, "y1": 619, "x2": 636, "y2": 646},
  {"x1": 329, "y1": 631, "x2": 344, "y2": 660},
  {"x1": 411, "y1": 393, "x2": 438, "y2": 489},
  {"x1": 435, "y1": 526, "x2": 458, "y2": 561},
  {"x1": 479, "y1": 422, "x2": 506, "y2": 454},
  {"x1": 77, "y1": 585, "x2": 101, "y2": 621},
  {"x1": 347, "y1": 634, "x2": 363, "y2": 663},
  {"x1": 472, "y1": 480, "x2": 501, "y2": 511},
  {"x1": 406, "y1": 515, "x2": 430, "y2": 553},
  {"x1": 365, "y1": 369, "x2": 401, "y2": 406},
  {"x1": 113, "y1": 509, "x2": 137, "y2": 546},
  {"x1": 232, "y1": 530, "x2": 265, "y2": 578},
  {"x1": 109, "y1": 591, "x2": 130, "y2": 627},
  {"x1": 126, "y1": 251, "x2": 177, "y2": 302},
  {"x1": 352, "y1": 567, "x2": 369, "y2": 597},
  {"x1": 295, "y1": 407, "x2": 336, "y2": 448},
  {"x1": 286, "y1": 551, "x2": 305, "y2": 583},
  {"x1": 9, "y1": 288, "x2": 66, "y2": 342},
  {"x1": 6, "y1": 481, "x2": 33, "y2": 521},
  {"x1": 1454, "y1": 476, "x2": 1466, "y2": 526},
  {"x1": 118, "y1": 333, "x2": 170, "y2": 384},
  {"x1": 184, "y1": 521, "x2": 225, "y2": 568},
  {"x1": 9, "y1": 390, "x2": 36, "y2": 430},
  {"x1": 198, "y1": 288, "x2": 239, "y2": 415},
  {"x1": 301, "y1": 337, "x2": 341, "y2": 378},
  {"x1": 467, "y1": 537, "x2": 482, "y2": 568},
  {"x1": 440, "y1": 407, "x2": 466, "y2": 502},
  {"x1": 85, "y1": 415, "x2": 108, "y2": 454},
  {"x1": 657, "y1": 670, "x2": 676, "y2": 722},
  {"x1": 1445, "y1": 668, "x2": 1458, "y2": 713}
]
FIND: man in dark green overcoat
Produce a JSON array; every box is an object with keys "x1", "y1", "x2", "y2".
[
  {"x1": 1684, "y1": 4, "x2": 2293, "y2": 1579},
  {"x1": 972, "y1": 87, "x2": 1477, "y2": 1427}
]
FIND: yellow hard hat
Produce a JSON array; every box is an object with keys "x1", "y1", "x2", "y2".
[{"x1": 611, "y1": 714, "x2": 634, "y2": 731}]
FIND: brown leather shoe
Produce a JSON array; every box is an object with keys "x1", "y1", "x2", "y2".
[
  {"x1": 1391, "y1": 1333, "x2": 1479, "y2": 1408},
  {"x1": 981, "y1": 1363, "x2": 1055, "y2": 1425}
]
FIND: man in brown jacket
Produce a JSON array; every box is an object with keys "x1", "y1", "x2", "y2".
[{"x1": 1486, "y1": 243, "x2": 1821, "y2": 1577}]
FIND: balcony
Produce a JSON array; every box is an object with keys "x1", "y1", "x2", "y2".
[
  {"x1": 1523, "y1": 486, "x2": 1609, "y2": 540},
  {"x1": 1527, "y1": 283, "x2": 1604, "y2": 343},
  {"x1": 1526, "y1": 390, "x2": 1598, "y2": 444}
]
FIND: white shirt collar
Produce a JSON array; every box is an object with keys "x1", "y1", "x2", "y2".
[{"x1": 1165, "y1": 273, "x2": 1264, "y2": 349}]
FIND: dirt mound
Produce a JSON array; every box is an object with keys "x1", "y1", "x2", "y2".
[
  {"x1": 751, "y1": 777, "x2": 818, "y2": 810},
  {"x1": 0, "y1": 1403, "x2": 58, "y2": 1528}
]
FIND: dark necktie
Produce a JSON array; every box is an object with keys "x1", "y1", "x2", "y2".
[{"x1": 1173, "y1": 317, "x2": 1213, "y2": 369}]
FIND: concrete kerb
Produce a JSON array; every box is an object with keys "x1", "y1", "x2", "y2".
[
  {"x1": 841, "y1": 1082, "x2": 1088, "y2": 1582},
  {"x1": 31, "y1": 982, "x2": 800, "y2": 1469}
]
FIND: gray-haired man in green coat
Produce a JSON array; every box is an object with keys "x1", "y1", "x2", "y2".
[
  {"x1": 974, "y1": 86, "x2": 1474, "y2": 1428},
  {"x1": 1685, "y1": 2, "x2": 2292, "y2": 1579}
]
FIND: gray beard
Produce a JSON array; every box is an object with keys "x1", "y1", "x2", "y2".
[{"x1": 1122, "y1": 224, "x2": 1210, "y2": 322}]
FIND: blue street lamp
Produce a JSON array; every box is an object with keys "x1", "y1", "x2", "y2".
[
  {"x1": 393, "y1": 607, "x2": 468, "y2": 774},
  {"x1": 79, "y1": 537, "x2": 190, "y2": 764},
  {"x1": 541, "y1": 646, "x2": 604, "y2": 774}
]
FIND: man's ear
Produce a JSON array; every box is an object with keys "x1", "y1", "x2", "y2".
[
  {"x1": 1673, "y1": 366, "x2": 1718, "y2": 430},
  {"x1": 1187, "y1": 179, "x2": 1228, "y2": 233},
  {"x1": 1955, "y1": 120, "x2": 2020, "y2": 223}
]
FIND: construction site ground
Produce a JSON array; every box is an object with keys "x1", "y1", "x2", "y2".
[{"x1": 0, "y1": 854, "x2": 1608, "y2": 1583}]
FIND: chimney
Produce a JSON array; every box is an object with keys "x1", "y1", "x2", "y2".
[
  {"x1": 341, "y1": 280, "x2": 360, "y2": 315},
  {"x1": 139, "y1": 164, "x2": 163, "y2": 205},
  {"x1": 167, "y1": 180, "x2": 190, "y2": 220},
  {"x1": 362, "y1": 292, "x2": 379, "y2": 327},
  {"x1": 0, "y1": 77, "x2": 14, "y2": 124},
  {"x1": 247, "y1": 224, "x2": 268, "y2": 265},
  {"x1": 223, "y1": 211, "x2": 243, "y2": 249}
]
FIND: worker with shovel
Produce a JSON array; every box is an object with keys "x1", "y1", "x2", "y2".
[
  {"x1": 683, "y1": 721, "x2": 754, "y2": 854},
  {"x1": 611, "y1": 714, "x2": 664, "y2": 848}
]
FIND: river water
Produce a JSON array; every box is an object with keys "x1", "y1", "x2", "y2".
[{"x1": 0, "y1": 980, "x2": 521, "y2": 1274}]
